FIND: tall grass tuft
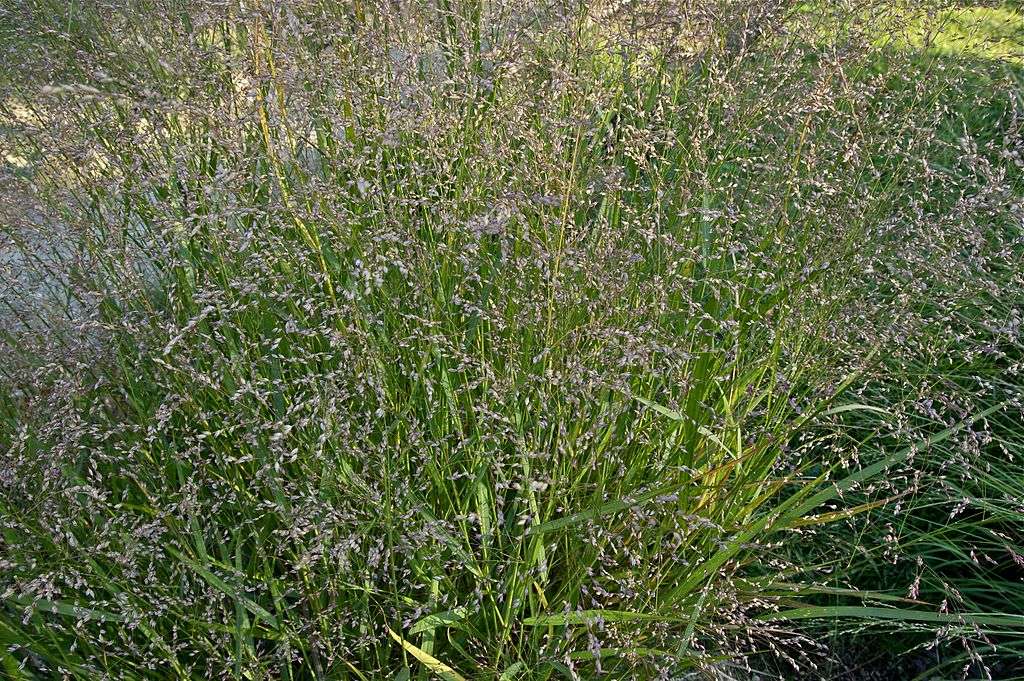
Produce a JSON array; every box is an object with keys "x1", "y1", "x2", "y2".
[{"x1": 1, "y1": 0, "x2": 1022, "y2": 678}]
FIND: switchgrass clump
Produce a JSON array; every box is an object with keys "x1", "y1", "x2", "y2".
[{"x1": 1, "y1": 1, "x2": 1022, "y2": 678}]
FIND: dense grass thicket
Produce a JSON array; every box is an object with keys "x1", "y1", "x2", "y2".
[{"x1": 1, "y1": 1, "x2": 1022, "y2": 678}]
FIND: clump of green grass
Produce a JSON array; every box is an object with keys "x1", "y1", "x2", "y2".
[{"x1": 1, "y1": 1, "x2": 1022, "y2": 678}]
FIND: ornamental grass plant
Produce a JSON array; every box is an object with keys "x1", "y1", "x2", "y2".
[{"x1": 1, "y1": 1, "x2": 1021, "y2": 678}]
